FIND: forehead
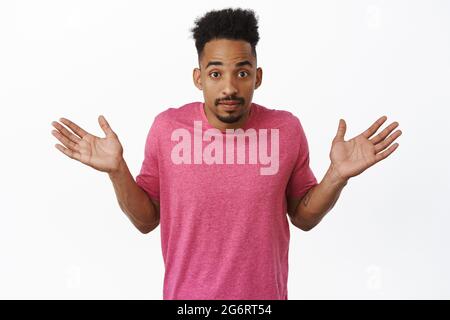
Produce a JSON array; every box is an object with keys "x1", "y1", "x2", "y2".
[{"x1": 201, "y1": 39, "x2": 254, "y2": 67}]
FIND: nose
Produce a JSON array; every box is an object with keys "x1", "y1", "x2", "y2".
[{"x1": 221, "y1": 77, "x2": 238, "y2": 97}]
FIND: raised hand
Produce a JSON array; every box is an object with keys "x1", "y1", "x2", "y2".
[
  {"x1": 329, "y1": 116, "x2": 402, "y2": 181},
  {"x1": 51, "y1": 115, "x2": 124, "y2": 173}
]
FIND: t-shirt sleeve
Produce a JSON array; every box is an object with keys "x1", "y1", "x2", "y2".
[
  {"x1": 135, "y1": 115, "x2": 161, "y2": 202},
  {"x1": 286, "y1": 117, "x2": 318, "y2": 199}
]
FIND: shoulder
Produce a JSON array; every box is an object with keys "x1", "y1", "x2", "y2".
[
  {"x1": 253, "y1": 102, "x2": 304, "y2": 131},
  {"x1": 153, "y1": 101, "x2": 196, "y2": 120},
  {"x1": 150, "y1": 101, "x2": 201, "y2": 128}
]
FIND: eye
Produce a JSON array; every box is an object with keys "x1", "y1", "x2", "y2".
[
  {"x1": 238, "y1": 71, "x2": 249, "y2": 78},
  {"x1": 209, "y1": 71, "x2": 220, "y2": 78}
]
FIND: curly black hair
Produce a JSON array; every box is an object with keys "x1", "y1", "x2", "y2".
[{"x1": 190, "y1": 8, "x2": 260, "y2": 62}]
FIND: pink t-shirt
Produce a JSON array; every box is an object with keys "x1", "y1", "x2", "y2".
[{"x1": 136, "y1": 101, "x2": 318, "y2": 300}]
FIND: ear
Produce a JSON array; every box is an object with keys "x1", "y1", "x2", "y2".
[
  {"x1": 193, "y1": 68, "x2": 202, "y2": 91},
  {"x1": 255, "y1": 67, "x2": 263, "y2": 90}
]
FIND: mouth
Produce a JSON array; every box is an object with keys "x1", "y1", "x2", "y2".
[{"x1": 218, "y1": 101, "x2": 242, "y2": 111}]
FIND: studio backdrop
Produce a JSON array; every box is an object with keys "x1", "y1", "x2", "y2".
[{"x1": 0, "y1": 0, "x2": 449, "y2": 299}]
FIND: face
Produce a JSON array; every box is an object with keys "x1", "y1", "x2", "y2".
[{"x1": 193, "y1": 38, "x2": 262, "y2": 129}]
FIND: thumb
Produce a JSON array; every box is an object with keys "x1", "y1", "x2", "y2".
[
  {"x1": 98, "y1": 115, "x2": 115, "y2": 137},
  {"x1": 334, "y1": 118, "x2": 346, "y2": 141}
]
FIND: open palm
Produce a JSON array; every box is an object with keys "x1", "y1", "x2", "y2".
[
  {"x1": 51, "y1": 115, "x2": 124, "y2": 173},
  {"x1": 330, "y1": 116, "x2": 402, "y2": 181}
]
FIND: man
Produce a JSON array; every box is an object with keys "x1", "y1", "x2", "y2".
[{"x1": 51, "y1": 8, "x2": 402, "y2": 300}]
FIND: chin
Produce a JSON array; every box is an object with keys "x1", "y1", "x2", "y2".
[{"x1": 216, "y1": 113, "x2": 244, "y2": 124}]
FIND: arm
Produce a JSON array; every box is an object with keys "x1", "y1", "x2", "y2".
[
  {"x1": 51, "y1": 115, "x2": 159, "y2": 234},
  {"x1": 109, "y1": 159, "x2": 160, "y2": 234},
  {"x1": 288, "y1": 164, "x2": 347, "y2": 231},
  {"x1": 288, "y1": 116, "x2": 402, "y2": 231}
]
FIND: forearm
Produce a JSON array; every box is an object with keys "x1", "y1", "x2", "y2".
[
  {"x1": 293, "y1": 164, "x2": 348, "y2": 230},
  {"x1": 108, "y1": 159, "x2": 159, "y2": 233}
]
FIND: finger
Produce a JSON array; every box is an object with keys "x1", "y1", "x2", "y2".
[
  {"x1": 362, "y1": 116, "x2": 387, "y2": 139},
  {"x1": 374, "y1": 129, "x2": 402, "y2": 153},
  {"x1": 375, "y1": 143, "x2": 399, "y2": 163},
  {"x1": 98, "y1": 115, "x2": 115, "y2": 137},
  {"x1": 51, "y1": 121, "x2": 81, "y2": 144},
  {"x1": 334, "y1": 119, "x2": 347, "y2": 142},
  {"x1": 54, "y1": 143, "x2": 81, "y2": 161},
  {"x1": 370, "y1": 121, "x2": 399, "y2": 145},
  {"x1": 51, "y1": 129, "x2": 79, "y2": 151},
  {"x1": 59, "y1": 117, "x2": 89, "y2": 139}
]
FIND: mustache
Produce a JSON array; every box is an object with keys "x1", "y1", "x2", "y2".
[{"x1": 216, "y1": 97, "x2": 245, "y2": 105}]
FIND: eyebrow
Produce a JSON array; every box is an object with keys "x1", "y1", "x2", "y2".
[{"x1": 205, "y1": 60, "x2": 253, "y2": 69}]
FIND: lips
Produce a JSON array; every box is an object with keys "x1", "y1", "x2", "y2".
[
  {"x1": 219, "y1": 101, "x2": 241, "y2": 111},
  {"x1": 219, "y1": 100, "x2": 241, "y2": 105}
]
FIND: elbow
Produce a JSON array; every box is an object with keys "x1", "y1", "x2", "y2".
[
  {"x1": 297, "y1": 222, "x2": 316, "y2": 232},
  {"x1": 291, "y1": 208, "x2": 329, "y2": 232},
  {"x1": 290, "y1": 215, "x2": 318, "y2": 232},
  {"x1": 136, "y1": 219, "x2": 160, "y2": 234}
]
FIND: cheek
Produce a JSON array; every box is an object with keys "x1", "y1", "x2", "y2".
[
  {"x1": 240, "y1": 79, "x2": 255, "y2": 90},
  {"x1": 204, "y1": 89, "x2": 222, "y2": 103},
  {"x1": 202, "y1": 81, "x2": 218, "y2": 92}
]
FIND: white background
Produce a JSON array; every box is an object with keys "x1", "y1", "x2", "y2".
[{"x1": 0, "y1": 0, "x2": 449, "y2": 299}]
